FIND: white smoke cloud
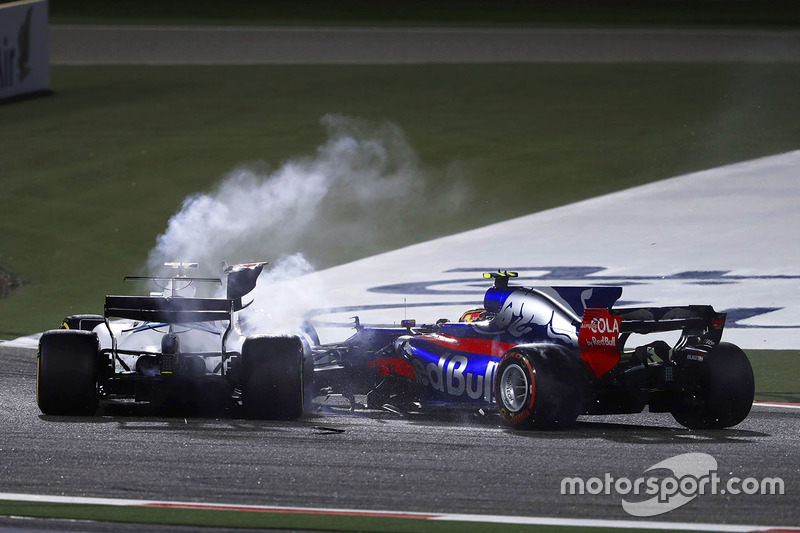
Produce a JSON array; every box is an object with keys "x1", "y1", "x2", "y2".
[
  {"x1": 147, "y1": 114, "x2": 446, "y2": 274},
  {"x1": 235, "y1": 253, "x2": 325, "y2": 337},
  {"x1": 146, "y1": 115, "x2": 463, "y2": 336}
]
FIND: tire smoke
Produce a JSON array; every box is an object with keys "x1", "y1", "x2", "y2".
[{"x1": 146, "y1": 115, "x2": 463, "y2": 336}]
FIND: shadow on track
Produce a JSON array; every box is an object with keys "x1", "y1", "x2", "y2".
[
  {"x1": 36, "y1": 397, "x2": 769, "y2": 444},
  {"x1": 506, "y1": 420, "x2": 769, "y2": 445},
  {"x1": 318, "y1": 401, "x2": 770, "y2": 444}
]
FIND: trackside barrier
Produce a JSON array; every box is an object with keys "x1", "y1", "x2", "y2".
[{"x1": 0, "y1": 0, "x2": 48, "y2": 101}]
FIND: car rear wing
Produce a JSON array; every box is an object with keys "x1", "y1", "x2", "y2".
[
  {"x1": 612, "y1": 305, "x2": 725, "y2": 336},
  {"x1": 105, "y1": 296, "x2": 234, "y2": 324}
]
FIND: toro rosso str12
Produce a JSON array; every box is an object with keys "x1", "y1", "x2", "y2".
[{"x1": 312, "y1": 272, "x2": 754, "y2": 429}]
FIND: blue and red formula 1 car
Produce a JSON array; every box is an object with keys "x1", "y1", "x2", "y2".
[{"x1": 312, "y1": 272, "x2": 755, "y2": 429}]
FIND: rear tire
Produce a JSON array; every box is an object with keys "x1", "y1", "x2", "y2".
[
  {"x1": 672, "y1": 342, "x2": 754, "y2": 429},
  {"x1": 37, "y1": 330, "x2": 99, "y2": 415},
  {"x1": 241, "y1": 335, "x2": 305, "y2": 420},
  {"x1": 495, "y1": 344, "x2": 586, "y2": 429}
]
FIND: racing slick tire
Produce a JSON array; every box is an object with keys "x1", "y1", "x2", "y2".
[
  {"x1": 495, "y1": 344, "x2": 586, "y2": 429},
  {"x1": 37, "y1": 329, "x2": 99, "y2": 416},
  {"x1": 241, "y1": 335, "x2": 305, "y2": 420},
  {"x1": 61, "y1": 314, "x2": 104, "y2": 331},
  {"x1": 671, "y1": 342, "x2": 754, "y2": 429}
]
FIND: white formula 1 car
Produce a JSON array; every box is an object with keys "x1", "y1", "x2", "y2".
[{"x1": 36, "y1": 262, "x2": 310, "y2": 419}]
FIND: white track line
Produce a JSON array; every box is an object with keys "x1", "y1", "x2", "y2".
[
  {"x1": 0, "y1": 492, "x2": 796, "y2": 532},
  {"x1": 752, "y1": 401, "x2": 800, "y2": 410}
]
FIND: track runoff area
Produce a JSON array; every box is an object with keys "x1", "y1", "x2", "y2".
[
  {"x1": 312, "y1": 150, "x2": 800, "y2": 352},
  {"x1": 3, "y1": 153, "x2": 798, "y2": 532}
]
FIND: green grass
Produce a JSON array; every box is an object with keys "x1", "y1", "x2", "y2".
[
  {"x1": 748, "y1": 350, "x2": 800, "y2": 404},
  {"x1": 39, "y1": 0, "x2": 800, "y2": 28},
  {"x1": 2, "y1": 63, "x2": 800, "y2": 337},
  {"x1": 0, "y1": 499, "x2": 713, "y2": 532}
]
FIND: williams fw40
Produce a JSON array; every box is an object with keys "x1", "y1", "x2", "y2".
[
  {"x1": 313, "y1": 272, "x2": 754, "y2": 429},
  {"x1": 36, "y1": 262, "x2": 311, "y2": 419}
]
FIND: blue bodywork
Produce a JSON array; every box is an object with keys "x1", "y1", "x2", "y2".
[{"x1": 382, "y1": 285, "x2": 622, "y2": 407}]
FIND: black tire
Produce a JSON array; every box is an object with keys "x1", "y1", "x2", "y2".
[
  {"x1": 241, "y1": 335, "x2": 305, "y2": 420},
  {"x1": 672, "y1": 342, "x2": 754, "y2": 429},
  {"x1": 495, "y1": 344, "x2": 586, "y2": 429},
  {"x1": 61, "y1": 314, "x2": 104, "y2": 331},
  {"x1": 37, "y1": 329, "x2": 99, "y2": 415}
]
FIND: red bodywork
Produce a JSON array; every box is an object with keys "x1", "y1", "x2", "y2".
[{"x1": 578, "y1": 308, "x2": 622, "y2": 378}]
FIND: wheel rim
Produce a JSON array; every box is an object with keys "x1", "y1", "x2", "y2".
[{"x1": 499, "y1": 363, "x2": 529, "y2": 411}]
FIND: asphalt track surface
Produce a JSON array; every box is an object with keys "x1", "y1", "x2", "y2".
[{"x1": 1, "y1": 343, "x2": 798, "y2": 530}]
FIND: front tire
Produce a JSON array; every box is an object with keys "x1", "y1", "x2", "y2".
[
  {"x1": 37, "y1": 330, "x2": 99, "y2": 415},
  {"x1": 241, "y1": 335, "x2": 305, "y2": 420},
  {"x1": 495, "y1": 344, "x2": 586, "y2": 429},
  {"x1": 672, "y1": 342, "x2": 754, "y2": 429}
]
